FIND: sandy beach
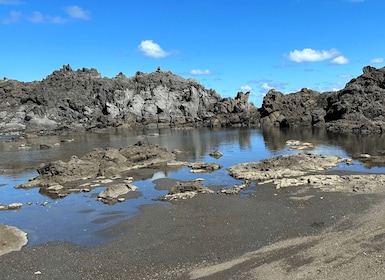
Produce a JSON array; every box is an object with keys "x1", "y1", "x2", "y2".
[{"x1": 1, "y1": 179, "x2": 385, "y2": 279}]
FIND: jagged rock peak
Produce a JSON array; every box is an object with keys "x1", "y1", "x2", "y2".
[{"x1": 46, "y1": 64, "x2": 102, "y2": 80}]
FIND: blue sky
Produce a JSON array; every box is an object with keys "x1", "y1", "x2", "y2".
[{"x1": 1, "y1": 0, "x2": 384, "y2": 106}]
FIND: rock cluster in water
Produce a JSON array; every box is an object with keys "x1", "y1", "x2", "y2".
[{"x1": 14, "y1": 141, "x2": 183, "y2": 202}]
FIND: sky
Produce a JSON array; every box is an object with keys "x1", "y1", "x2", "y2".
[{"x1": 1, "y1": 0, "x2": 384, "y2": 106}]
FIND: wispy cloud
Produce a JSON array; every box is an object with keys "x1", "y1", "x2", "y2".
[
  {"x1": 288, "y1": 48, "x2": 341, "y2": 63},
  {"x1": 370, "y1": 57, "x2": 384, "y2": 64},
  {"x1": 2, "y1": 5, "x2": 90, "y2": 24},
  {"x1": 190, "y1": 69, "x2": 212, "y2": 75},
  {"x1": 138, "y1": 40, "x2": 171, "y2": 58},
  {"x1": 64, "y1": 5, "x2": 90, "y2": 20},
  {"x1": 28, "y1": 11, "x2": 66, "y2": 24},
  {"x1": 240, "y1": 85, "x2": 252, "y2": 92},
  {"x1": 0, "y1": 0, "x2": 23, "y2": 5},
  {"x1": 2, "y1": 10, "x2": 21, "y2": 24}
]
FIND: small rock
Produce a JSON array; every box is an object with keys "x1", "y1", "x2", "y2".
[
  {"x1": 209, "y1": 150, "x2": 223, "y2": 159},
  {"x1": 7, "y1": 203, "x2": 23, "y2": 210}
]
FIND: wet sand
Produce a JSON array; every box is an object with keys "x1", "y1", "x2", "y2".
[{"x1": 1, "y1": 181, "x2": 385, "y2": 279}]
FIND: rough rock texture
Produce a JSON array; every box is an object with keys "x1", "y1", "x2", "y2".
[
  {"x1": 228, "y1": 152, "x2": 385, "y2": 193},
  {"x1": 325, "y1": 66, "x2": 385, "y2": 133},
  {"x1": 260, "y1": 173, "x2": 385, "y2": 193},
  {"x1": 260, "y1": 66, "x2": 385, "y2": 133},
  {"x1": 228, "y1": 153, "x2": 352, "y2": 181},
  {"x1": 14, "y1": 141, "x2": 183, "y2": 198},
  {"x1": 0, "y1": 65, "x2": 259, "y2": 133},
  {"x1": 160, "y1": 180, "x2": 214, "y2": 201}
]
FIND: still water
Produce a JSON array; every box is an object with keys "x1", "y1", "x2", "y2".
[{"x1": 1, "y1": 127, "x2": 385, "y2": 246}]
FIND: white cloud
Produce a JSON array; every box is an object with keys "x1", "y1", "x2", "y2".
[
  {"x1": 65, "y1": 5, "x2": 90, "y2": 20},
  {"x1": 370, "y1": 57, "x2": 384, "y2": 64},
  {"x1": 138, "y1": 40, "x2": 170, "y2": 58},
  {"x1": 190, "y1": 69, "x2": 212, "y2": 75},
  {"x1": 331, "y1": 55, "x2": 349, "y2": 64},
  {"x1": 288, "y1": 48, "x2": 340, "y2": 63},
  {"x1": 240, "y1": 85, "x2": 252, "y2": 91}
]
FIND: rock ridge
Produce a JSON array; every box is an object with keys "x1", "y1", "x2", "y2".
[
  {"x1": 0, "y1": 65, "x2": 259, "y2": 133},
  {"x1": 259, "y1": 65, "x2": 385, "y2": 133}
]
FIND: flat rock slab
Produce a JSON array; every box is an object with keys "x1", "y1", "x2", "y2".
[
  {"x1": 0, "y1": 224, "x2": 28, "y2": 256},
  {"x1": 228, "y1": 152, "x2": 385, "y2": 194},
  {"x1": 228, "y1": 153, "x2": 352, "y2": 181},
  {"x1": 261, "y1": 174, "x2": 385, "y2": 193}
]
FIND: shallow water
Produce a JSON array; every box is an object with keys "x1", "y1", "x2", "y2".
[{"x1": 1, "y1": 127, "x2": 385, "y2": 246}]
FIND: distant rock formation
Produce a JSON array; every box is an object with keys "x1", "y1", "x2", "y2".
[
  {"x1": 0, "y1": 65, "x2": 259, "y2": 133},
  {"x1": 260, "y1": 65, "x2": 385, "y2": 134},
  {"x1": 1, "y1": 65, "x2": 385, "y2": 134}
]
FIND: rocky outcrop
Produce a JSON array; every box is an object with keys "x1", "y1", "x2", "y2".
[
  {"x1": 14, "y1": 141, "x2": 185, "y2": 199},
  {"x1": 0, "y1": 65, "x2": 260, "y2": 133},
  {"x1": 228, "y1": 152, "x2": 385, "y2": 193},
  {"x1": 259, "y1": 66, "x2": 385, "y2": 133},
  {"x1": 228, "y1": 153, "x2": 352, "y2": 181},
  {"x1": 3, "y1": 64, "x2": 385, "y2": 134},
  {"x1": 324, "y1": 66, "x2": 385, "y2": 133},
  {"x1": 260, "y1": 88, "x2": 323, "y2": 128}
]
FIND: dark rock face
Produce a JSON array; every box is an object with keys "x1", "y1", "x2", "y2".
[
  {"x1": 324, "y1": 66, "x2": 385, "y2": 133},
  {"x1": 259, "y1": 66, "x2": 385, "y2": 133},
  {"x1": 260, "y1": 88, "x2": 323, "y2": 128},
  {"x1": 0, "y1": 65, "x2": 260, "y2": 133}
]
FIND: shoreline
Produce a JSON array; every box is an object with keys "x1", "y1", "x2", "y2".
[{"x1": 1, "y1": 179, "x2": 385, "y2": 279}]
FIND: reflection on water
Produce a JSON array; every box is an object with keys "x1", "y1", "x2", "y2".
[{"x1": 1, "y1": 127, "x2": 385, "y2": 246}]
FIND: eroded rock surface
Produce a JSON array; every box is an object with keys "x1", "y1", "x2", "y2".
[
  {"x1": 160, "y1": 180, "x2": 214, "y2": 201},
  {"x1": 228, "y1": 151, "x2": 385, "y2": 194},
  {"x1": 14, "y1": 141, "x2": 182, "y2": 199},
  {"x1": 228, "y1": 153, "x2": 351, "y2": 181},
  {"x1": 0, "y1": 65, "x2": 259, "y2": 133},
  {"x1": 259, "y1": 66, "x2": 385, "y2": 133}
]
